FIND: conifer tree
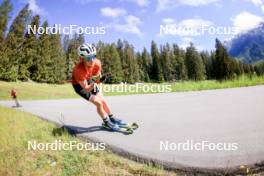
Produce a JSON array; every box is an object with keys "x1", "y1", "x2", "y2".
[
  {"x1": 172, "y1": 44, "x2": 187, "y2": 80},
  {"x1": 200, "y1": 51, "x2": 212, "y2": 80},
  {"x1": 33, "y1": 21, "x2": 51, "y2": 82},
  {"x1": 0, "y1": 0, "x2": 12, "y2": 80},
  {"x1": 19, "y1": 15, "x2": 40, "y2": 81},
  {"x1": 214, "y1": 38, "x2": 233, "y2": 80},
  {"x1": 123, "y1": 42, "x2": 139, "y2": 83},
  {"x1": 160, "y1": 43, "x2": 173, "y2": 81},
  {"x1": 107, "y1": 44, "x2": 123, "y2": 83},
  {"x1": 138, "y1": 47, "x2": 150, "y2": 82},
  {"x1": 150, "y1": 40, "x2": 163, "y2": 82},
  {"x1": 49, "y1": 32, "x2": 66, "y2": 83},
  {"x1": 4, "y1": 4, "x2": 30, "y2": 81},
  {"x1": 185, "y1": 43, "x2": 205, "y2": 81},
  {"x1": 65, "y1": 33, "x2": 84, "y2": 79},
  {"x1": 0, "y1": 0, "x2": 12, "y2": 48}
]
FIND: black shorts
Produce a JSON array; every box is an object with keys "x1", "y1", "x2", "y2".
[{"x1": 72, "y1": 80, "x2": 99, "y2": 101}]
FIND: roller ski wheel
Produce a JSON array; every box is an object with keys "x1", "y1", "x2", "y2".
[
  {"x1": 102, "y1": 123, "x2": 133, "y2": 135},
  {"x1": 119, "y1": 122, "x2": 139, "y2": 130}
]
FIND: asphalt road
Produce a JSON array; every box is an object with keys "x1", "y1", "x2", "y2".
[{"x1": 1, "y1": 86, "x2": 264, "y2": 173}]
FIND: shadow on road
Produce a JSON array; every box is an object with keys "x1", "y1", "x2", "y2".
[
  {"x1": 52, "y1": 125, "x2": 131, "y2": 136},
  {"x1": 52, "y1": 125, "x2": 105, "y2": 136}
]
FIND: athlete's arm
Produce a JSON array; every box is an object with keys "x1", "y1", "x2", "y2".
[
  {"x1": 78, "y1": 80, "x2": 94, "y2": 93},
  {"x1": 92, "y1": 72, "x2": 101, "y2": 83},
  {"x1": 99, "y1": 72, "x2": 112, "y2": 83}
]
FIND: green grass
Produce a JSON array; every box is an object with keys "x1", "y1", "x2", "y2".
[
  {"x1": 0, "y1": 75, "x2": 264, "y2": 100},
  {"x1": 170, "y1": 74, "x2": 264, "y2": 92},
  {"x1": 0, "y1": 81, "x2": 79, "y2": 100},
  {"x1": 0, "y1": 106, "x2": 176, "y2": 176}
]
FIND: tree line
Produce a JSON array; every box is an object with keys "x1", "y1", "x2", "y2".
[{"x1": 0, "y1": 0, "x2": 264, "y2": 84}]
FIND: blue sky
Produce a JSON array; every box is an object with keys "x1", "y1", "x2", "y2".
[{"x1": 8, "y1": 0, "x2": 264, "y2": 52}]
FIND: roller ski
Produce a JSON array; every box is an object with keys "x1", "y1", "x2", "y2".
[
  {"x1": 109, "y1": 116, "x2": 139, "y2": 131},
  {"x1": 102, "y1": 120, "x2": 134, "y2": 135}
]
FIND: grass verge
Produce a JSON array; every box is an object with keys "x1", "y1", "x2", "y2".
[
  {"x1": 0, "y1": 106, "x2": 176, "y2": 176},
  {"x1": 0, "y1": 75, "x2": 264, "y2": 100}
]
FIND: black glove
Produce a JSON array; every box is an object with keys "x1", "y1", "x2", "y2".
[{"x1": 99, "y1": 73, "x2": 112, "y2": 83}]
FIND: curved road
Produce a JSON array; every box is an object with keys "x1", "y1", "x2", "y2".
[{"x1": 1, "y1": 86, "x2": 264, "y2": 173}]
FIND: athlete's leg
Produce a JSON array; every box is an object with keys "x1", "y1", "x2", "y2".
[
  {"x1": 14, "y1": 97, "x2": 19, "y2": 107},
  {"x1": 89, "y1": 95, "x2": 108, "y2": 119},
  {"x1": 72, "y1": 83, "x2": 119, "y2": 130},
  {"x1": 89, "y1": 94, "x2": 119, "y2": 130},
  {"x1": 15, "y1": 99, "x2": 21, "y2": 107},
  {"x1": 95, "y1": 93, "x2": 126, "y2": 125},
  {"x1": 96, "y1": 92, "x2": 112, "y2": 115}
]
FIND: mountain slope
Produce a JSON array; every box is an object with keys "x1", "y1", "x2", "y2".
[{"x1": 228, "y1": 23, "x2": 264, "y2": 64}]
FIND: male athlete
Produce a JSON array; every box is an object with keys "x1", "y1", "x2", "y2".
[{"x1": 72, "y1": 43, "x2": 126, "y2": 130}]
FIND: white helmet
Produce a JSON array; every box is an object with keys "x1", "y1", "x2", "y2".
[{"x1": 78, "y1": 43, "x2": 96, "y2": 60}]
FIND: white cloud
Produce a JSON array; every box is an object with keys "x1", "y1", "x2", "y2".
[
  {"x1": 179, "y1": 37, "x2": 193, "y2": 48},
  {"x1": 72, "y1": 0, "x2": 105, "y2": 4},
  {"x1": 73, "y1": 0, "x2": 149, "y2": 7},
  {"x1": 251, "y1": 0, "x2": 264, "y2": 12},
  {"x1": 162, "y1": 18, "x2": 176, "y2": 24},
  {"x1": 178, "y1": 18, "x2": 213, "y2": 36},
  {"x1": 113, "y1": 15, "x2": 143, "y2": 36},
  {"x1": 247, "y1": 0, "x2": 263, "y2": 6},
  {"x1": 181, "y1": 37, "x2": 193, "y2": 42},
  {"x1": 162, "y1": 17, "x2": 213, "y2": 27},
  {"x1": 157, "y1": 0, "x2": 220, "y2": 12},
  {"x1": 178, "y1": 37, "x2": 204, "y2": 50},
  {"x1": 100, "y1": 7, "x2": 127, "y2": 18},
  {"x1": 179, "y1": 18, "x2": 213, "y2": 28},
  {"x1": 243, "y1": 0, "x2": 264, "y2": 13},
  {"x1": 28, "y1": 0, "x2": 45, "y2": 15},
  {"x1": 100, "y1": 7, "x2": 143, "y2": 36},
  {"x1": 121, "y1": 0, "x2": 150, "y2": 7},
  {"x1": 160, "y1": 17, "x2": 213, "y2": 37},
  {"x1": 231, "y1": 11, "x2": 263, "y2": 34},
  {"x1": 181, "y1": 0, "x2": 219, "y2": 6}
]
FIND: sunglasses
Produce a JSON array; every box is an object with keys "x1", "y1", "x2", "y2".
[{"x1": 84, "y1": 55, "x2": 96, "y2": 61}]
